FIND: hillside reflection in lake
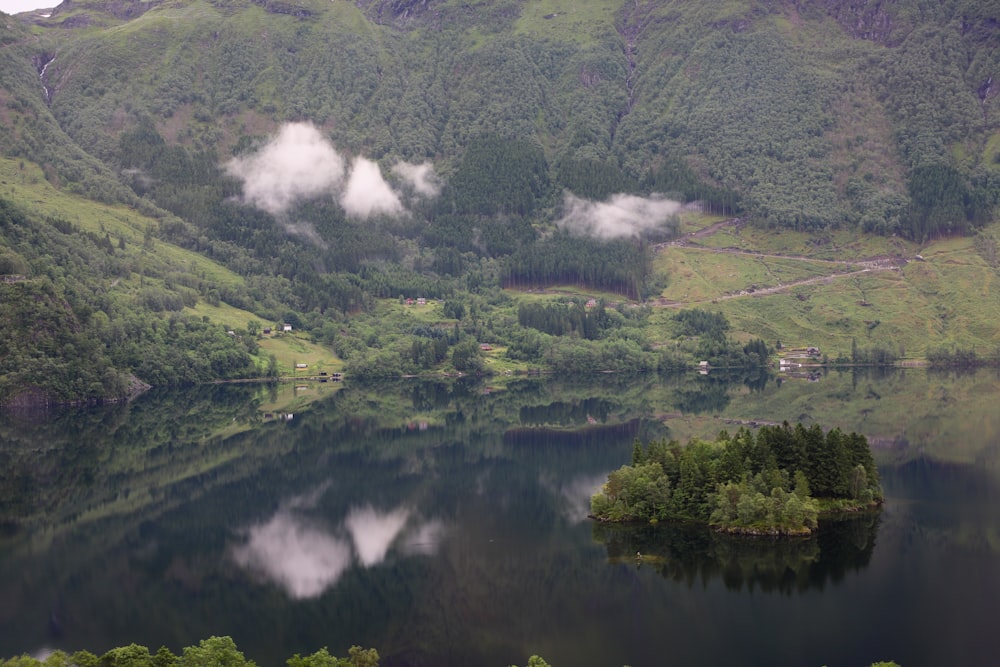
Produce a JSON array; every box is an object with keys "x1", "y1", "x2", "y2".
[{"x1": 1, "y1": 371, "x2": 1000, "y2": 667}]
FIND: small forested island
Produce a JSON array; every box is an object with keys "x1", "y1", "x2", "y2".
[{"x1": 590, "y1": 423, "x2": 883, "y2": 535}]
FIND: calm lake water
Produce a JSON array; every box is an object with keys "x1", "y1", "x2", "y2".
[{"x1": 1, "y1": 370, "x2": 999, "y2": 667}]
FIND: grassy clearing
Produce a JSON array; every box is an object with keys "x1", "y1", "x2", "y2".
[
  {"x1": 513, "y1": 284, "x2": 626, "y2": 303},
  {"x1": 480, "y1": 345, "x2": 535, "y2": 376},
  {"x1": 187, "y1": 301, "x2": 261, "y2": 330},
  {"x1": 257, "y1": 333, "x2": 342, "y2": 376},
  {"x1": 710, "y1": 254, "x2": 997, "y2": 360},
  {"x1": 696, "y1": 222, "x2": 914, "y2": 259},
  {"x1": 1, "y1": 158, "x2": 149, "y2": 241},
  {"x1": 705, "y1": 274, "x2": 897, "y2": 359},
  {"x1": 646, "y1": 216, "x2": 1000, "y2": 361},
  {"x1": 654, "y1": 247, "x2": 846, "y2": 303},
  {"x1": 675, "y1": 211, "x2": 729, "y2": 236},
  {"x1": 376, "y1": 297, "x2": 451, "y2": 325},
  {"x1": 0, "y1": 157, "x2": 244, "y2": 287},
  {"x1": 514, "y1": 0, "x2": 619, "y2": 44},
  {"x1": 186, "y1": 301, "x2": 342, "y2": 376}
]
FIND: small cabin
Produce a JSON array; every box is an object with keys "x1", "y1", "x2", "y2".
[{"x1": 282, "y1": 323, "x2": 293, "y2": 332}]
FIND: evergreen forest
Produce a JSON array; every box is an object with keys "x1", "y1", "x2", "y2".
[{"x1": 590, "y1": 423, "x2": 884, "y2": 534}]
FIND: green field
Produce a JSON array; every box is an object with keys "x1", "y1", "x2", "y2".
[
  {"x1": 644, "y1": 218, "x2": 1000, "y2": 360},
  {"x1": 514, "y1": 0, "x2": 620, "y2": 44}
]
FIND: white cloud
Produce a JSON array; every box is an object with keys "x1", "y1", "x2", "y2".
[
  {"x1": 340, "y1": 157, "x2": 405, "y2": 219},
  {"x1": 225, "y1": 122, "x2": 345, "y2": 216},
  {"x1": 3, "y1": 1, "x2": 57, "y2": 14},
  {"x1": 391, "y1": 161, "x2": 441, "y2": 198},
  {"x1": 557, "y1": 191, "x2": 682, "y2": 239},
  {"x1": 224, "y1": 122, "x2": 444, "y2": 225}
]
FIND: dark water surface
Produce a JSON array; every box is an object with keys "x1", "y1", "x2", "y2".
[{"x1": 1, "y1": 372, "x2": 999, "y2": 667}]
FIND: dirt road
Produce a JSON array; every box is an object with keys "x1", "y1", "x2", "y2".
[{"x1": 651, "y1": 218, "x2": 908, "y2": 307}]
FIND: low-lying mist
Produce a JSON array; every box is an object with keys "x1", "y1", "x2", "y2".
[
  {"x1": 224, "y1": 122, "x2": 440, "y2": 243},
  {"x1": 557, "y1": 191, "x2": 682, "y2": 240}
]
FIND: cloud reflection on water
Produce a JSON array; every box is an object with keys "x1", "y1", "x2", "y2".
[
  {"x1": 345, "y1": 505, "x2": 410, "y2": 567},
  {"x1": 550, "y1": 473, "x2": 608, "y2": 523},
  {"x1": 232, "y1": 511, "x2": 352, "y2": 599},
  {"x1": 232, "y1": 491, "x2": 445, "y2": 599}
]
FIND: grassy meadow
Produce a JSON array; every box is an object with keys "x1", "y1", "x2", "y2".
[{"x1": 645, "y1": 218, "x2": 1000, "y2": 360}]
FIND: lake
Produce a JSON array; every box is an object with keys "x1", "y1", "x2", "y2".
[{"x1": 2, "y1": 369, "x2": 999, "y2": 667}]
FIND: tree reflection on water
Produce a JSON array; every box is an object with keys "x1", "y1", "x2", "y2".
[{"x1": 593, "y1": 512, "x2": 880, "y2": 593}]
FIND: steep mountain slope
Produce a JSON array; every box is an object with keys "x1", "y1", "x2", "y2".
[
  {"x1": 19, "y1": 0, "x2": 1000, "y2": 232},
  {"x1": 1, "y1": 0, "x2": 999, "y2": 402}
]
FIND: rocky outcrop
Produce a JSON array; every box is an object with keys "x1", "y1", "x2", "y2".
[
  {"x1": 250, "y1": 0, "x2": 314, "y2": 19},
  {"x1": 354, "y1": 0, "x2": 436, "y2": 25},
  {"x1": 822, "y1": 0, "x2": 895, "y2": 44}
]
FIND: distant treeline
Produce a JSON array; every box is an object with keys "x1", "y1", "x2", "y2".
[
  {"x1": 645, "y1": 153, "x2": 742, "y2": 216},
  {"x1": 502, "y1": 233, "x2": 652, "y2": 299},
  {"x1": 517, "y1": 300, "x2": 615, "y2": 340},
  {"x1": 904, "y1": 164, "x2": 995, "y2": 242},
  {"x1": 926, "y1": 345, "x2": 1000, "y2": 368}
]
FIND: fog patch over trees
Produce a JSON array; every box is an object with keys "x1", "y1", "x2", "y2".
[
  {"x1": 226, "y1": 123, "x2": 442, "y2": 228},
  {"x1": 391, "y1": 160, "x2": 442, "y2": 198},
  {"x1": 557, "y1": 191, "x2": 682, "y2": 239},
  {"x1": 340, "y1": 157, "x2": 405, "y2": 219},
  {"x1": 224, "y1": 122, "x2": 347, "y2": 216}
]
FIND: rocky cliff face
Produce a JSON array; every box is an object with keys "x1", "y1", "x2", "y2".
[
  {"x1": 49, "y1": 0, "x2": 163, "y2": 22},
  {"x1": 354, "y1": 0, "x2": 436, "y2": 25},
  {"x1": 822, "y1": 0, "x2": 896, "y2": 44}
]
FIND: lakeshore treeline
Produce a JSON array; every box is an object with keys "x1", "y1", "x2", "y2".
[
  {"x1": 590, "y1": 423, "x2": 883, "y2": 535},
  {"x1": 0, "y1": 636, "x2": 900, "y2": 667}
]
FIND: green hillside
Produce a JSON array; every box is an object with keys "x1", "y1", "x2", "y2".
[{"x1": 1, "y1": 0, "x2": 999, "y2": 402}]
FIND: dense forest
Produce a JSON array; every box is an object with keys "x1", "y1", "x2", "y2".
[
  {"x1": 0, "y1": 198, "x2": 266, "y2": 404},
  {"x1": 1, "y1": 0, "x2": 999, "y2": 402},
  {"x1": 590, "y1": 423, "x2": 884, "y2": 534}
]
